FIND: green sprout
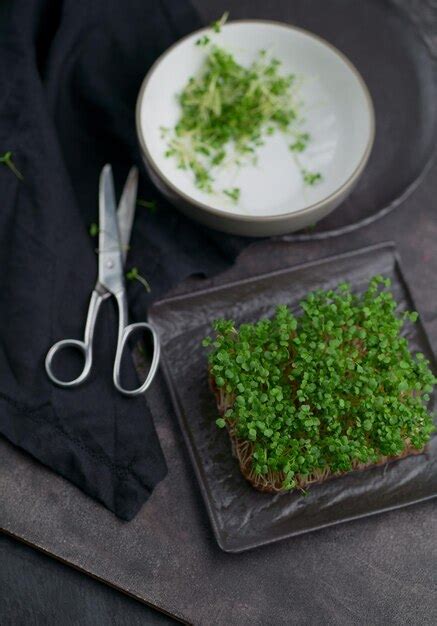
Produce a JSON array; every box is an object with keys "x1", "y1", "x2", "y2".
[
  {"x1": 0, "y1": 151, "x2": 23, "y2": 180},
  {"x1": 196, "y1": 35, "x2": 210, "y2": 47},
  {"x1": 126, "y1": 267, "x2": 151, "y2": 293},
  {"x1": 223, "y1": 187, "x2": 240, "y2": 203},
  {"x1": 137, "y1": 198, "x2": 158, "y2": 214},
  {"x1": 302, "y1": 170, "x2": 322, "y2": 186},
  {"x1": 89, "y1": 222, "x2": 99, "y2": 237},
  {"x1": 289, "y1": 132, "x2": 310, "y2": 153},
  {"x1": 203, "y1": 276, "x2": 436, "y2": 491},
  {"x1": 211, "y1": 11, "x2": 229, "y2": 33},
  {"x1": 165, "y1": 38, "x2": 315, "y2": 195}
]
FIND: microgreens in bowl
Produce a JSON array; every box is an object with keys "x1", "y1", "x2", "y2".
[
  {"x1": 163, "y1": 14, "x2": 321, "y2": 202},
  {"x1": 203, "y1": 276, "x2": 436, "y2": 492}
]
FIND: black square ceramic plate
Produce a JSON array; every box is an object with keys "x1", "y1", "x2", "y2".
[{"x1": 149, "y1": 243, "x2": 437, "y2": 552}]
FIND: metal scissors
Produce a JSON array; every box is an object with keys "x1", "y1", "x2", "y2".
[{"x1": 45, "y1": 164, "x2": 160, "y2": 396}]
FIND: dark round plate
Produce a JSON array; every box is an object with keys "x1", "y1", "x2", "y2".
[
  {"x1": 195, "y1": 0, "x2": 437, "y2": 239},
  {"x1": 279, "y1": 0, "x2": 437, "y2": 239}
]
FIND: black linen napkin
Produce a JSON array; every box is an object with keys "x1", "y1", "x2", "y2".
[{"x1": 0, "y1": 0, "x2": 249, "y2": 520}]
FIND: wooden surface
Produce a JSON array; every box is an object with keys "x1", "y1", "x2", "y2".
[{"x1": 1, "y1": 1, "x2": 436, "y2": 624}]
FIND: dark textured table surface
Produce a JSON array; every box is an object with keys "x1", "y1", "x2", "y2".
[{"x1": 1, "y1": 1, "x2": 436, "y2": 625}]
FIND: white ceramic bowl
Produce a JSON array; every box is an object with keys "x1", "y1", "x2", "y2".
[{"x1": 136, "y1": 20, "x2": 374, "y2": 237}]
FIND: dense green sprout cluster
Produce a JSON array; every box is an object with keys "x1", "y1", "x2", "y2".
[
  {"x1": 203, "y1": 277, "x2": 436, "y2": 490},
  {"x1": 164, "y1": 31, "x2": 321, "y2": 199}
]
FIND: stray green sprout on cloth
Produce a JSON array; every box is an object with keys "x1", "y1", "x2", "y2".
[
  {"x1": 164, "y1": 13, "x2": 322, "y2": 202},
  {"x1": 137, "y1": 198, "x2": 158, "y2": 214},
  {"x1": 0, "y1": 151, "x2": 23, "y2": 180},
  {"x1": 126, "y1": 267, "x2": 151, "y2": 293},
  {"x1": 204, "y1": 276, "x2": 436, "y2": 491},
  {"x1": 89, "y1": 222, "x2": 99, "y2": 237}
]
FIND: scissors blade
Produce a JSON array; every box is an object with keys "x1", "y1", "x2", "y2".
[
  {"x1": 117, "y1": 166, "x2": 138, "y2": 264},
  {"x1": 98, "y1": 164, "x2": 125, "y2": 295}
]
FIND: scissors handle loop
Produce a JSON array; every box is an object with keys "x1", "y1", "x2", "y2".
[
  {"x1": 45, "y1": 338, "x2": 92, "y2": 387},
  {"x1": 45, "y1": 290, "x2": 104, "y2": 388},
  {"x1": 113, "y1": 321, "x2": 161, "y2": 397},
  {"x1": 112, "y1": 289, "x2": 159, "y2": 396}
]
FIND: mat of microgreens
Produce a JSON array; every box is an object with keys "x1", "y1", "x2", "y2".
[
  {"x1": 204, "y1": 276, "x2": 436, "y2": 493},
  {"x1": 149, "y1": 243, "x2": 437, "y2": 551}
]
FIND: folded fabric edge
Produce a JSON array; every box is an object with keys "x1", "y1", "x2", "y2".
[{"x1": 0, "y1": 393, "x2": 165, "y2": 520}]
